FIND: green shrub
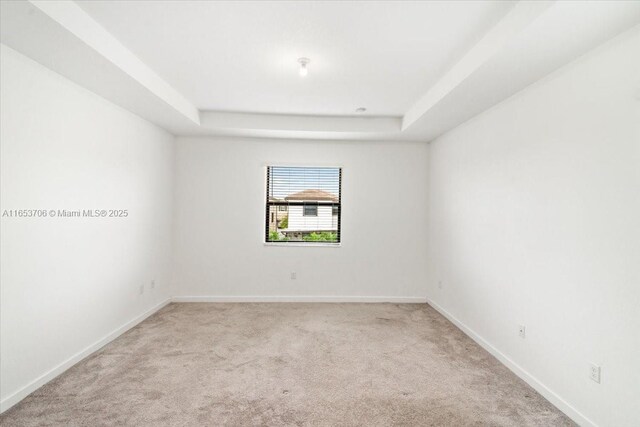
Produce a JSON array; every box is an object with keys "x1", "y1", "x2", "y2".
[
  {"x1": 269, "y1": 231, "x2": 289, "y2": 242},
  {"x1": 269, "y1": 231, "x2": 281, "y2": 241},
  {"x1": 279, "y1": 215, "x2": 288, "y2": 229},
  {"x1": 302, "y1": 232, "x2": 337, "y2": 242}
]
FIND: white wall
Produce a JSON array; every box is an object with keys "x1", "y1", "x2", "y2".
[
  {"x1": 172, "y1": 137, "x2": 428, "y2": 301},
  {"x1": 0, "y1": 45, "x2": 175, "y2": 410},
  {"x1": 427, "y1": 28, "x2": 640, "y2": 427}
]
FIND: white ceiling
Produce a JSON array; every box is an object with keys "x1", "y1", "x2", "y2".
[
  {"x1": 76, "y1": 0, "x2": 514, "y2": 116},
  {"x1": 1, "y1": 0, "x2": 639, "y2": 141}
]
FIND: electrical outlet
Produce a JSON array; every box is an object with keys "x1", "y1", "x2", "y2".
[
  {"x1": 151, "y1": 279, "x2": 155, "y2": 289},
  {"x1": 589, "y1": 363, "x2": 601, "y2": 383},
  {"x1": 518, "y1": 325, "x2": 526, "y2": 338},
  {"x1": 139, "y1": 285, "x2": 144, "y2": 295},
  {"x1": 438, "y1": 281, "x2": 443, "y2": 289},
  {"x1": 290, "y1": 272, "x2": 297, "y2": 280}
]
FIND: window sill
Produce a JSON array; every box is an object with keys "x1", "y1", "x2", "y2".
[{"x1": 264, "y1": 242, "x2": 341, "y2": 248}]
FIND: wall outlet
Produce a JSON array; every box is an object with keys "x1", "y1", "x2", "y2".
[
  {"x1": 438, "y1": 281, "x2": 443, "y2": 289},
  {"x1": 589, "y1": 363, "x2": 601, "y2": 383},
  {"x1": 290, "y1": 272, "x2": 297, "y2": 280},
  {"x1": 139, "y1": 285, "x2": 144, "y2": 295},
  {"x1": 151, "y1": 279, "x2": 155, "y2": 289},
  {"x1": 518, "y1": 325, "x2": 526, "y2": 338}
]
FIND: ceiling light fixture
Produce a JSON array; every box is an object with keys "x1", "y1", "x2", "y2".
[
  {"x1": 298, "y1": 57, "x2": 310, "y2": 77},
  {"x1": 356, "y1": 107, "x2": 367, "y2": 113}
]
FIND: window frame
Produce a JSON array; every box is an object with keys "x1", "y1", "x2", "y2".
[{"x1": 264, "y1": 165, "x2": 342, "y2": 246}]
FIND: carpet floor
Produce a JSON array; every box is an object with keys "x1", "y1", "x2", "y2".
[{"x1": 0, "y1": 303, "x2": 574, "y2": 426}]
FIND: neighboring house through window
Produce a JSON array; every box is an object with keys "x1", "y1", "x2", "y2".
[{"x1": 265, "y1": 166, "x2": 341, "y2": 244}]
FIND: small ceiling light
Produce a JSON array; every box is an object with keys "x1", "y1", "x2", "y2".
[
  {"x1": 355, "y1": 107, "x2": 367, "y2": 113},
  {"x1": 298, "y1": 57, "x2": 310, "y2": 77}
]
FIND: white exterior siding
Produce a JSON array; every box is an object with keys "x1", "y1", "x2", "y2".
[{"x1": 287, "y1": 205, "x2": 336, "y2": 232}]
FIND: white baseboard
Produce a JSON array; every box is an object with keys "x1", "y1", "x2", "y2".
[
  {"x1": 0, "y1": 298, "x2": 171, "y2": 414},
  {"x1": 172, "y1": 295, "x2": 427, "y2": 303},
  {"x1": 426, "y1": 298, "x2": 596, "y2": 427}
]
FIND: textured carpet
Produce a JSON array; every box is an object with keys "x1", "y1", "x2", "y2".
[{"x1": 1, "y1": 303, "x2": 574, "y2": 426}]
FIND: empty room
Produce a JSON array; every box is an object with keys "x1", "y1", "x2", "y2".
[{"x1": 1, "y1": 0, "x2": 638, "y2": 426}]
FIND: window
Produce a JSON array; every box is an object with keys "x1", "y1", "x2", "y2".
[
  {"x1": 266, "y1": 166, "x2": 341, "y2": 244},
  {"x1": 303, "y1": 204, "x2": 318, "y2": 216}
]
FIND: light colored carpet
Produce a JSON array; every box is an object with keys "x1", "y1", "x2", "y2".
[{"x1": 1, "y1": 303, "x2": 574, "y2": 426}]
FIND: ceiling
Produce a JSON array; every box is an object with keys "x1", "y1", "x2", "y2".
[
  {"x1": 1, "y1": 0, "x2": 639, "y2": 141},
  {"x1": 76, "y1": 0, "x2": 513, "y2": 117}
]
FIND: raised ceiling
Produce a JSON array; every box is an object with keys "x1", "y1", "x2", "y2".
[
  {"x1": 1, "y1": 0, "x2": 639, "y2": 141},
  {"x1": 76, "y1": 0, "x2": 513, "y2": 116}
]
